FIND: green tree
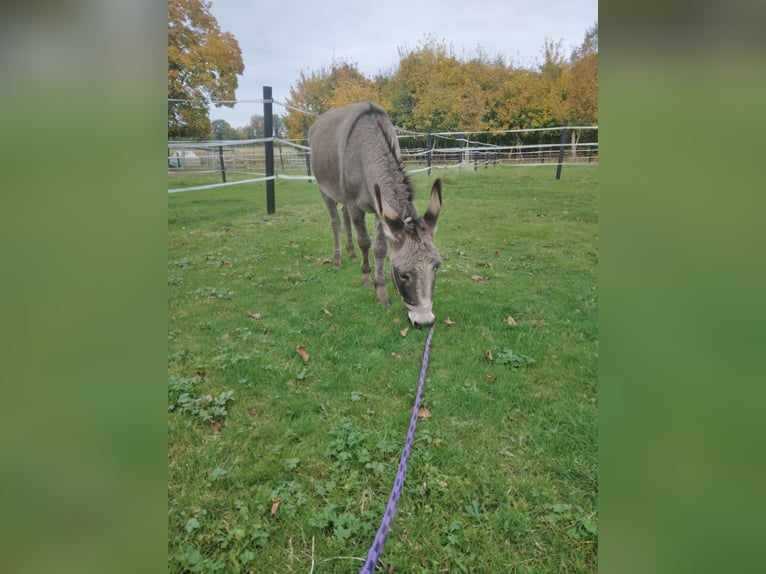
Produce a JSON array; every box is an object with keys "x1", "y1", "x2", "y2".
[
  {"x1": 242, "y1": 114, "x2": 285, "y2": 139},
  {"x1": 209, "y1": 119, "x2": 239, "y2": 140},
  {"x1": 168, "y1": 0, "x2": 244, "y2": 139}
]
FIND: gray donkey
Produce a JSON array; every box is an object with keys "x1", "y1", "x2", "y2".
[{"x1": 309, "y1": 102, "x2": 443, "y2": 327}]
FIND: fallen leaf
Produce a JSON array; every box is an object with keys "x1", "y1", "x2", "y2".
[
  {"x1": 471, "y1": 275, "x2": 488, "y2": 282},
  {"x1": 400, "y1": 327, "x2": 409, "y2": 337},
  {"x1": 444, "y1": 316, "x2": 456, "y2": 325},
  {"x1": 211, "y1": 421, "x2": 222, "y2": 433},
  {"x1": 247, "y1": 311, "x2": 262, "y2": 320},
  {"x1": 485, "y1": 350, "x2": 494, "y2": 362},
  {"x1": 247, "y1": 408, "x2": 258, "y2": 417},
  {"x1": 534, "y1": 391, "x2": 542, "y2": 398},
  {"x1": 505, "y1": 315, "x2": 517, "y2": 326},
  {"x1": 270, "y1": 499, "x2": 280, "y2": 518},
  {"x1": 417, "y1": 407, "x2": 431, "y2": 419},
  {"x1": 486, "y1": 374, "x2": 496, "y2": 382},
  {"x1": 324, "y1": 308, "x2": 333, "y2": 317},
  {"x1": 296, "y1": 345, "x2": 310, "y2": 362},
  {"x1": 476, "y1": 260, "x2": 486, "y2": 266},
  {"x1": 304, "y1": 255, "x2": 312, "y2": 261},
  {"x1": 221, "y1": 332, "x2": 230, "y2": 341},
  {"x1": 391, "y1": 352, "x2": 401, "y2": 360},
  {"x1": 494, "y1": 250, "x2": 500, "y2": 258},
  {"x1": 221, "y1": 260, "x2": 232, "y2": 267},
  {"x1": 196, "y1": 370, "x2": 206, "y2": 379},
  {"x1": 315, "y1": 257, "x2": 332, "y2": 265}
]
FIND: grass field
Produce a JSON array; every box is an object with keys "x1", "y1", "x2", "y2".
[{"x1": 168, "y1": 165, "x2": 598, "y2": 573}]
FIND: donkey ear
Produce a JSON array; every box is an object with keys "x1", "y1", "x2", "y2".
[
  {"x1": 374, "y1": 184, "x2": 404, "y2": 236},
  {"x1": 423, "y1": 178, "x2": 442, "y2": 231}
]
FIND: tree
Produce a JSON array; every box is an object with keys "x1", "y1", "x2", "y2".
[
  {"x1": 567, "y1": 22, "x2": 598, "y2": 127},
  {"x1": 208, "y1": 119, "x2": 239, "y2": 140},
  {"x1": 284, "y1": 60, "x2": 380, "y2": 139},
  {"x1": 242, "y1": 114, "x2": 285, "y2": 139},
  {"x1": 168, "y1": 0, "x2": 244, "y2": 139}
]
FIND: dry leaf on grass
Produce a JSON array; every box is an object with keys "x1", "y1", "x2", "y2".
[
  {"x1": 485, "y1": 350, "x2": 494, "y2": 362},
  {"x1": 211, "y1": 421, "x2": 222, "y2": 433},
  {"x1": 270, "y1": 499, "x2": 280, "y2": 518},
  {"x1": 247, "y1": 311, "x2": 262, "y2": 320},
  {"x1": 324, "y1": 309, "x2": 333, "y2": 317},
  {"x1": 400, "y1": 327, "x2": 409, "y2": 337},
  {"x1": 315, "y1": 257, "x2": 332, "y2": 265},
  {"x1": 247, "y1": 407, "x2": 258, "y2": 417},
  {"x1": 296, "y1": 345, "x2": 310, "y2": 362},
  {"x1": 417, "y1": 407, "x2": 431, "y2": 419},
  {"x1": 391, "y1": 352, "x2": 401, "y2": 360},
  {"x1": 444, "y1": 316, "x2": 456, "y2": 325},
  {"x1": 505, "y1": 315, "x2": 517, "y2": 325},
  {"x1": 471, "y1": 275, "x2": 489, "y2": 282},
  {"x1": 220, "y1": 260, "x2": 232, "y2": 267}
]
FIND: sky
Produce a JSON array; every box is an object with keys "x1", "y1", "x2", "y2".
[{"x1": 206, "y1": 0, "x2": 598, "y2": 128}]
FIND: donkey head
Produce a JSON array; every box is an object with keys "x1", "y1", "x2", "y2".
[{"x1": 374, "y1": 179, "x2": 443, "y2": 327}]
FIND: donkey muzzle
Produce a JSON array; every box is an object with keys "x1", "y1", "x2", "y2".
[{"x1": 406, "y1": 303, "x2": 436, "y2": 328}]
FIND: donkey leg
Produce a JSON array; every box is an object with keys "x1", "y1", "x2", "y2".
[
  {"x1": 341, "y1": 204, "x2": 357, "y2": 259},
  {"x1": 348, "y1": 208, "x2": 372, "y2": 287},
  {"x1": 320, "y1": 193, "x2": 342, "y2": 267},
  {"x1": 373, "y1": 218, "x2": 390, "y2": 307}
]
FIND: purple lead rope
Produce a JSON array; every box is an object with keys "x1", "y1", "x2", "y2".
[{"x1": 360, "y1": 323, "x2": 435, "y2": 573}]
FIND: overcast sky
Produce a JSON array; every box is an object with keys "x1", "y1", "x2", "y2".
[{"x1": 206, "y1": 0, "x2": 597, "y2": 128}]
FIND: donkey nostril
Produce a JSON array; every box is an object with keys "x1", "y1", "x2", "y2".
[{"x1": 412, "y1": 321, "x2": 420, "y2": 328}]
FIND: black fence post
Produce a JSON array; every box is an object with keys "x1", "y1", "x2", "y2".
[
  {"x1": 426, "y1": 127, "x2": 432, "y2": 177},
  {"x1": 304, "y1": 128, "x2": 312, "y2": 182},
  {"x1": 263, "y1": 86, "x2": 275, "y2": 214},
  {"x1": 555, "y1": 119, "x2": 569, "y2": 180},
  {"x1": 216, "y1": 127, "x2": 227, "y2": 183}
]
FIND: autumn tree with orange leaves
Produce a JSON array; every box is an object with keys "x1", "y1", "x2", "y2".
[
  {"x1": 168, "y1": 0, "x2": 244, "y2": 138},
  {"x1": 284, "y1": 25, "x2": 597, "y2": 145}
]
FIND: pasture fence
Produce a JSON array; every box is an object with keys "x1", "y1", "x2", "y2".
[{"x1": 168, "y1": 87, "x2": 598, "y2": 212}]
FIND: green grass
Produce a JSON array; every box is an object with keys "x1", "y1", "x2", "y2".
[{"x1": 168, "y1": 165, "x2": 598, "y2": 573}]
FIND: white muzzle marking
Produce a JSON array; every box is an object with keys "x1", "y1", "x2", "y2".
[{"x1": 406, "y1": 303, "x2": 435, "y2": 327}]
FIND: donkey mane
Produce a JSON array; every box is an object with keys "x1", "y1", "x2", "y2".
[{"x1": 374, "y1": 114, "x2": 412, "y2": 195}]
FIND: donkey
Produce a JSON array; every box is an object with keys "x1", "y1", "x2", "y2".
[{"x1": 309, "y1": 102, "x2": 443, "y2": 327}]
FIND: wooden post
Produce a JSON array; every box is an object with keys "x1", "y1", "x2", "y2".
[
  {"x1": 556, "y1": 119, "x2": 569, "y2": 180},
  {"x1": 263, "y1": 86, "x2": 275, "y2": 214}
]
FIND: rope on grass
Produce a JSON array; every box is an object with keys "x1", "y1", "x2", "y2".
[{"x1": 359, "y1": 323, "x2": 436, "y2": 573}]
